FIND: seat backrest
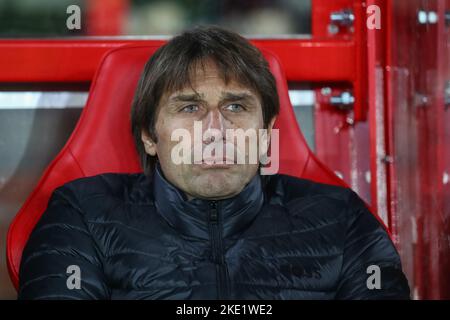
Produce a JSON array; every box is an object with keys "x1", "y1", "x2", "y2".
[{"x1": 7, "y1": 44, "x2": 346, "y2": 289}]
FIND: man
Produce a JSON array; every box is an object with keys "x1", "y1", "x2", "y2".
[{"x1": 18, "y1": 26, "x2": 410, "y2": 299}]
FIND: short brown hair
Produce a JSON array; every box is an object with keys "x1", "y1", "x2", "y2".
[{"x1": 131, "y1": 25, "x2": 279, "y2": 176}]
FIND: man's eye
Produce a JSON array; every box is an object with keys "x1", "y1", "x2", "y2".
[
  {"x1": 180, "y1": 105, "x2": 199, "y2": 113},
  {"x1": 224, "y1": 104, "x2": 244, "y2": 112}
]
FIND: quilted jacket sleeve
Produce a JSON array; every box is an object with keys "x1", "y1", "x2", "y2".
[
  {"x1": 335, "y1": 191, "x2": 411, "y2": 300},
  {"x1": 18, "y1": 185, "x2": 110, "y2": 300}
]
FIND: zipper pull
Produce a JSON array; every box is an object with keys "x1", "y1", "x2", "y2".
[{"x1": 210, "y1": 201, "x2": 218, "y2": 222}]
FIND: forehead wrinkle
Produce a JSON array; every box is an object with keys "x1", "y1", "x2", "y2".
[{"x1": 169, "y1": 92, "x2": 205, "y2": 102}]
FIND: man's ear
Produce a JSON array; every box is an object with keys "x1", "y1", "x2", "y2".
[{"x1": 141, "y1": 129, "x2": 157, "y2": 156}]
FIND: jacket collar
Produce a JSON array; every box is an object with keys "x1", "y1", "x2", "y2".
[{"x1": 152, "y1": 164, "x2": 265, "y2": 239}]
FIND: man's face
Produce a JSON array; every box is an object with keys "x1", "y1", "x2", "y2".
[{"x1": 141, "y1": 60, "x2": 275, "y2": 200}]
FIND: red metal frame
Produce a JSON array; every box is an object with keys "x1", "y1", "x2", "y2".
[
  {"x1": 367, "y1": 0, "x2": 390, "y2": 238},
  {"x1": 371, "y1": 0, "x2": 450, "y2": 299},
  {"x1": 0, "y1": 38, "x2": 355, "y2": 83},
  {"x1": 312, "y1": 0, "x2": 372, "y2": 213}
]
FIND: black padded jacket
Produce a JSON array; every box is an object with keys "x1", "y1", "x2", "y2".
[{"x1": 18, "y1": 166, "x2": 410, "y2": 299}]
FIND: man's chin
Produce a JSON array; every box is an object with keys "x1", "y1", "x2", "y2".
[
  {"x1": 194, "y1": 167, "x2": 236, "y2": 184},
  {"x1": 189, "y1": 170, "x2": 243, "y2": 199}
]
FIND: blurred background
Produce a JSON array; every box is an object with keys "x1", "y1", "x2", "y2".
[
  {"x1": 0, "y1": 0, "x2": 311, "y2": 36},
  {"x1": 0, "y1": 0, "x2": 449, "y2": 300}
]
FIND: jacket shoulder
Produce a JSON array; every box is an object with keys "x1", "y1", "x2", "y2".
[
  {"x1": 266, "y1": 174, "x2": 353, "y2": 205},
  {"x1": 60, "y1": 172, "x2": 143, "y2": 196},
  {"x1": 264, "y1": 174, "x2": 363, "y2": 225},
  {"x1": 51, "y1": 172, "x2": 150, "y2": 213}
]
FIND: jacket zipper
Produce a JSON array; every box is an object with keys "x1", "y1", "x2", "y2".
[{"x1": 209, "y1": 201, "x2": 229, "y2": 299}]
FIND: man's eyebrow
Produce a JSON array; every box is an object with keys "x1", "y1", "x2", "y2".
[
  {"x1": 169, "y1": 93, "x2": 204, "y2": 102},
  {"x1": 220, "y1": 91, "x2": 258, "y2": 103},
  {"x1": 167, "y1": 91, "x2": 258, "y2": 104}
]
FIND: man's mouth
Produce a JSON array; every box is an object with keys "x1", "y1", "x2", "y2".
[{"x1": 198, "y1": 157, "x2": 235, "y2": 168}]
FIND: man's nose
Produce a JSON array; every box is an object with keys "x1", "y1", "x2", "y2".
[{"x1": 203, "y1": 110, "x2": 226, "y2": 143}]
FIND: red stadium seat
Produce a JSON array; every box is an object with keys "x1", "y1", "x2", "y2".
[{"x1": 6, "y1": 45, "x2": 346, "y2": 290}]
